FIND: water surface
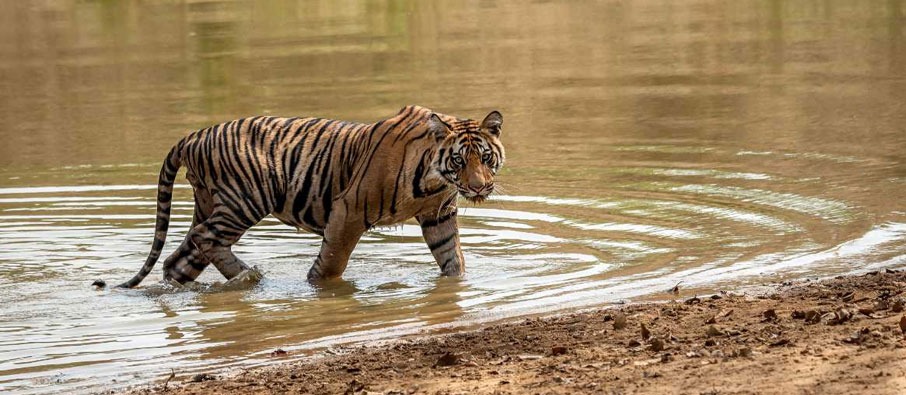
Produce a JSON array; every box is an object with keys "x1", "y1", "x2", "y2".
[{"x1": 1, "y1": 1, "x2": 905, "y2": 393}]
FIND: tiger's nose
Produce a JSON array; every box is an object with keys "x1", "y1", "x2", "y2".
[
  {"x1": 468, "y1": 180, "x2": 492, "y2": 194},
  {"x1": 468, "y1": 179, "x2": 486, "y2": 192}
]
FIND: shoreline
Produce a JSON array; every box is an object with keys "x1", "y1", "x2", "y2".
[{"x1": 130, "y1": 270, "x2": 906, "y2": 394}]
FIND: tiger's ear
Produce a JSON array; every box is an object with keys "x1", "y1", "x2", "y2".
[
  {"x1": 428, "y1": 113, "x2": 453, "y2": 142},
  {"x1": 481, "y1": 111, "x2": 503, "y2": 136}
]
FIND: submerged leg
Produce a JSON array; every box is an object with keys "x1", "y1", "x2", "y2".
[
  {"x1": 417, "y1": 208, "x2": 465, "y2": 276},
  {"x1": 161, "y1": 217, "x2": 255, "y2": 284},
  {"x1": 160, "y1": 232, "x2": 208, "y2": 284},
  {"x1": 163, "y1": 188, "x2": 265, "y2": 283},
  {"x1": 191, "y1": 210, "x2": 258, "y2": 280}
]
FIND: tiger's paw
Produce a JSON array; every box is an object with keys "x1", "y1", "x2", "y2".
[{"x1": 221, "y1": 266, "x2": 263, "y2": 290}]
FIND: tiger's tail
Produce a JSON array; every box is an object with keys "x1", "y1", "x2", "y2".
[{"x1": 115, "y1": 144, "x2": 183, "y2": 288}]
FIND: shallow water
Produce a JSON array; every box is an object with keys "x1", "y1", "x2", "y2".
[{"x1": 1, "y1": 0, "x2": 905, "y2": 393}]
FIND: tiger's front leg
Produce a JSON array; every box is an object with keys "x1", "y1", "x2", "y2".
[
  {"x1": 417, "y1": 208, "x2": 465, "y2": 276},
  {"x1": 306, "y1": 201, "x2": 367, "y2": 281}
]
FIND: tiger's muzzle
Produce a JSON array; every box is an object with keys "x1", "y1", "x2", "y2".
[{"x1": 458, "y1": 182, "x2": 494, "y2": 203}]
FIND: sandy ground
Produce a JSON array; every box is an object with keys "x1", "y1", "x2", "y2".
[{"x1": 129, "y1": 270, "x2": 906, "y2": 395}]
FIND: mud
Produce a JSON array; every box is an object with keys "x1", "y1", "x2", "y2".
[{"x1": 128, "y1": 270, "x2": 906, "y2": 394}]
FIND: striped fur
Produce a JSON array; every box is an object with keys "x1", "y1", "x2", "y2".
[{"x1": 115, "y1": 105, "x2": 505, "y2": 288}]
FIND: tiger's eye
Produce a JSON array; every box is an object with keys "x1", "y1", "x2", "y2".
[{"x1": 481, "y1": 153, "x2": 492, "y2": 163}]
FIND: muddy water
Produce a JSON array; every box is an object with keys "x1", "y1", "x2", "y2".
[{"x1": 1, "y1": 1, "x2": 905, "y2": 393}]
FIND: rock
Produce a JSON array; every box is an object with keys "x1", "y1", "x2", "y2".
[
  {"x1": 550, "y1": 346, "x2": 568, "y2": 356},
  {"x1": 734, "y1": 347, "x2": 752, "y2": 358},
  {"x1": 345, "y1": 378, "x2": 365, "y2": 394},
  {"x1": 516, "y1": 354, "x2": 543, "y2": 361},
  {"x1": 270, "y1": 349, "x2": 288, "y2": 357},
  {"x1": 434, "y1": 353, "x2": 459, "y2": 367},
  {"x1": 762, "y1": 309, "x2": 778, "y2": 321},
  {"x1": 874, "y1": 300, "x2": 890, "y2": 311},
  {"x1": 706, "y1": 326, "x2": 722, "y2": 337},
  {"x1": 899, "y1": 315, "x2": 906, "y2": 335},
  {"x1": 892, "y1": 299, "x2": 904, "y2": 313},
  {"x1": 640, "y1": 323, "x2": 651, "y2": 340},
  {"x1": 841, "y1": 291, "x2": 855, "y2": 302},
  {"x1": 826, "y1": 308, "x2": 853, "y2": 325},
  {"x1": 627, "y1": 339, "x2": 642, "y2": 348},
  {"x1": 804, "y1": 310, "x2": 822, "y2": 324},
  {"x1": 705, "y1": 316, "x2": 717, "y2": 325},
  {"x1": 704, "y1": 339, "x2": 717, "y2": 347},
  {"x1": 190, "y1": 373, "x2": 216, "y2": 382},
  {"x1": 769, "y1": 339, "x2": 790, "y2": 347},
  {"x1": 843, "y1": 331, "x2": 863, "y2": 345},
  {"x1": 858, "y1": 307, "x2": 875, "y2": 317},
  {"x1": 660, "y1": 352, "x2": 673, "y2": 363},
  {"x1": 710, "y1": 295, "x2": 723, "y2": 300},
  {"x1": 613, "y1": 313, "x2": 627, "y2": 330},
  {"x1": 648, "y1": 338, "x2": 665, "y2": 352},
  {"x1": 684, "y1": 296, "x2": 701, "y2": 305},
  {"x1": 91, "y1": 279, "x2": 106, "y2": 289}
]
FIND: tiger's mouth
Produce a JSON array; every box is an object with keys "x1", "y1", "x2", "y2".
[{"x1": 457, "y1": 185, "x2": 493, "y2": 204}]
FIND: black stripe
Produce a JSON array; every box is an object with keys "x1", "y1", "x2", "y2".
[
  {"x1": 275, "y1": 192, "x2": 287, "y2": 214},
  {"x1": 309, "y1": 257, "x2": 323, "y2": 277},
  {"x1": 411, "y1": 150, "x2": 432, "y2": 198},
  {"x1": 190, "y1": 258, "x2": 207, "y2": 272},
  {"x1": 156, "y1": 214, "x2": 170, "y2": 230},
  {"x1": 158, "y1": 190, "x2": 172, "y2": 203},
  {"x1": 428, "y1": 234, "x2": 455, "y2": 251},
  {"x1": 389, "y1": 159, "x2": 405, "y2": 215},
  {"x1": 292, "y1": 146, "x2": 322, "y2": 221},
  {"x1": 420, "y1": 210, "x2": 457, "y2": 228},
  {"x1": 302, "y1": 207, "x2": 319, "y2": 230},
  {"x1": 362, "y1": 198, "x2": 372, "y2": 229},
  {"x1": 308, "y1": 120, "x2": 337, "y2": 154}
]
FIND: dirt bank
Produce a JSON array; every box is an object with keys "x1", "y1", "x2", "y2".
[{"x1": 131, "y1": 270, "x2": 906, "y2": 394}]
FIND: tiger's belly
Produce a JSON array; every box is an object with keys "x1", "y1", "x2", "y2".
[
  {"x1": 271, "y1": 209, "x2": 324, "y2": 236},
  {"x1": 269, "y1": 190, "x2": 451, "y2": 236}
]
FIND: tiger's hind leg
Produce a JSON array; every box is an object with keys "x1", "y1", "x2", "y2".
[
  {"x1": 163, "y1": 189, "x2": 263, "y2": 284},
  {"x1": 160, "y1": 233, "x2": 209, "y2": 284},
  {"x1": 159, "y1": 188, "x2": 216, "y2": 284},
  {"x1": 162, "y1": 216, "x2": 256, "y2": 284}
]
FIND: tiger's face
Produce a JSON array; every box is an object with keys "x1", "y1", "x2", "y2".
[{"x1": 429, "y1": 111, "x2": 505, "y2": 203}]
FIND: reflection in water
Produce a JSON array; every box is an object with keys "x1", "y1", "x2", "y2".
[
  {"x1": 1, "y1": 0, "x2": 905, "y2": 393},
  {"x1": 191, "y1": 274, "x2": 465, "y2": 362}
]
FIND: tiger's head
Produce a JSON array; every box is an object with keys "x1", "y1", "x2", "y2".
[{"x1": 429, "y1": 111, "x2": 505, "y2": 203}]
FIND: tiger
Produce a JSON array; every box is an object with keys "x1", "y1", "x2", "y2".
[{"x1": 113, "y1": 105, "x2": 505, "y2": 288}]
